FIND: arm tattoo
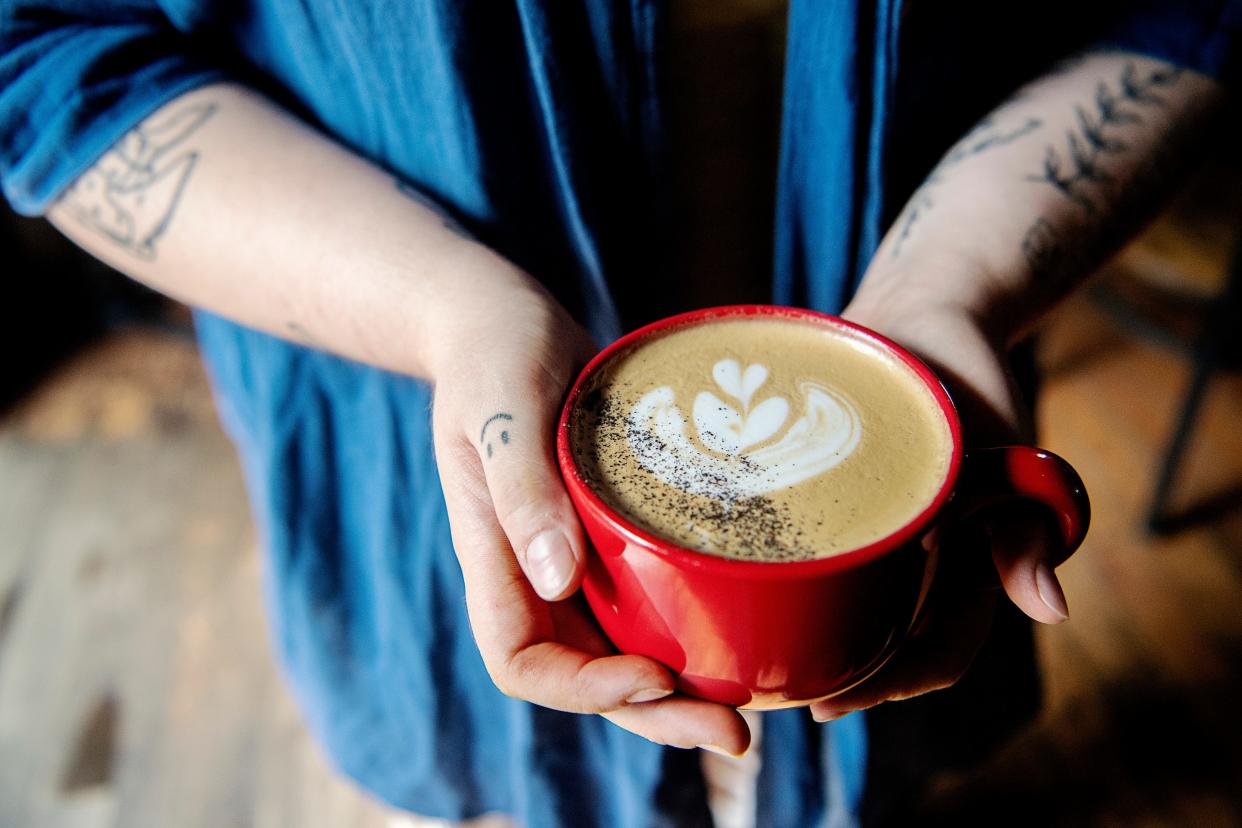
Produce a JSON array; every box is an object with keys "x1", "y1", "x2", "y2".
[
  {"x1": 480, "y1": 412, "x2": 514, "y2": 458},
  {"x1": 891, "y1": 116, "x2": 1043, "y2": 257},
  {"x1": 1020, "y1": 218, "x2": 1064, "y2": 273},
  {"x1": 1026, "y1": 61, "x2": 1182, "y2": 213},
  {"x1": 58, "y1": 102, "x2": 217, "y2": 259},
  {"x1": 395, "y1": 179, "x2": 472, "y2": 238},
  {"x1": 285, "y1": 321, "x2": 323, "y2": 347},
  {"x1": 1022, "y1": 122, "x2": 1185, "y2": 281}
]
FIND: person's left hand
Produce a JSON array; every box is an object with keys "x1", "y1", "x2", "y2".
[{"x1": 808, "y1": 283, "x2": 1073, "y2": 722}]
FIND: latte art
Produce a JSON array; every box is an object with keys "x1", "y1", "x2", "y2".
[
  {"x1": 570, "y1": 316, "x2": 953, "y2": 561},
  {"x1": 626, "y1": 359, "x2": 862, "y2": 501},
  {"x1": 698, "y1": 360, "x2": 786, "y2": 454}
]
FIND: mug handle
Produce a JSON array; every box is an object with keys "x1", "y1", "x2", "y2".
[{"x1": 954, "y1": 446, "x2": 1091, "y2": 568}]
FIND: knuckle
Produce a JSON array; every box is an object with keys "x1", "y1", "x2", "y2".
[
  {"x1": 457, "y1": 479, "x2": 498, "y2": 523},
  {"x1": 490, "y1": 678, "x2": 515, "y2": 699},
  {"x1": 500, "y1": 343, "x2": 582, "y2": 407},
  {"x1": 526, "y1": 358, "x2": 575, "y2": 403},
  {"x1": 890, "y1": 673, "x2": 962, "y2": 703},
  {"x1": 493, "y1": 498, "x2": 562, "y2": 547},
  {"x1": 602, "y1": 713, "x2": 674, "y2": 747},
  {"x1": 636, "y1": 731, "x2": 674, "y2": 748},
  {"x1": 491, "y1": 649, "x2": 538, "y2": 702},
  {"x1": 570, "y1": 670, "x2": 607, "y2": 713},
  {"x1": 484, "y1": 661, "x2": 522, "y2": 701}
]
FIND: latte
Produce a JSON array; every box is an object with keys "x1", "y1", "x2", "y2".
[{"x1": 569, "y1": 313, "x2": 954, "y2": 561}]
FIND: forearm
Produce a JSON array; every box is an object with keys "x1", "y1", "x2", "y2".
[
  {"x1": 849, "y1": 51, "x2": 1226, "y2": 345},
  {"x1": 47, "y1": 82, "x2": 533, "y2": 380}
]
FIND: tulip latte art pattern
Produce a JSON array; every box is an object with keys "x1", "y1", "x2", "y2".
[
  {"x1": 571, "y1": 317, "x2": 953, "y2": 561},
  {"x1": 627, "y1": 359, "x2": 862, "y2": 500}
]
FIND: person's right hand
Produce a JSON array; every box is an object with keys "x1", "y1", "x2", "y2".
[{"x1": 428, "y1": 248, "x2": 751, "y2": 756}]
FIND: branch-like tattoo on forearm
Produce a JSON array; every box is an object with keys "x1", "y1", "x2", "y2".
[
  {"x1": 1019, "y1": 59, "x2": 1190, "y2": 283},
  {"x1": 891, "y1": 115, "x2": 1044, "y2": 257},
  {"x1": 58, "y1": 102, "x2": 217, "y2": 260},
  {"x1": 1026, "y1": 62, "x2": 1182, "y2": 213},
  {"x1": 1020, "y1": 218, "x2": 1065, "y2": 273},
  {"x1": 1021, "y1": 122, "x2": 1185, "y2": 284},
  {"x1": 481, "y1": 412, "x2": 514, "y2": 458}
]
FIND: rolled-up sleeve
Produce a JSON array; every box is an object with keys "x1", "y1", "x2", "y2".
[
  {"x1": 0, "y1": 1, "x2": 225, "y2": 215},
  {"x1": 1095, "y1": 0, "x2": 1241, "y2": 86}
]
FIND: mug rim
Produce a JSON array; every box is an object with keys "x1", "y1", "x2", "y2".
[{"x1": 555, "y1": 304, "x2": 964, "y2": 580}]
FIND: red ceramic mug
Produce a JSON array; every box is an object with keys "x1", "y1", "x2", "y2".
[{"x1": 555, "y1": 305, "x2": 1090, "y2": 709}]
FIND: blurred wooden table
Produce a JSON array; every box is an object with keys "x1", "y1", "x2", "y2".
[{"x1": 0, "y1": 331, "x2": 402, "y2": 828}]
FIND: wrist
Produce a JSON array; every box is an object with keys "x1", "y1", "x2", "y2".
[
  {"x1": 420, "y1": 241, "x2": 545, "y2": 379},
  {"x1": 844, "y1": 296, "x2": 1030, "y2": 444},
  {"x1": 845, "y1": 255, "x2": 1000, "y2": 338},
  {"x1": 422, "y1": 247, "x2": 595, "y2": 400}
]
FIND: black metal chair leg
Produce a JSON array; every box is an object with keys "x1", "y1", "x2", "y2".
[
  {"x1": 1147, "y1": 339, "x2": 1222, "y2": 532},
  {"x1": 1146, "y1": 250, "x2": 1242, "y2": 533}
]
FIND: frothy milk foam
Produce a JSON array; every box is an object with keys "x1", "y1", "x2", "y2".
[{"x1": 570, "y1": 315, "x2": 954, "y2": 561}]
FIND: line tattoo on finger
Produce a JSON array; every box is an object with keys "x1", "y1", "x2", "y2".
[{"x1": 481, "y1": 413, "x2": 514, "y2": 458}]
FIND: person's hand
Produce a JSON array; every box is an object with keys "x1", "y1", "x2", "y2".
[
  {"x1": 429, "y1": 249, "x2": 751, "y2": 755},
  {"x1": 809, "y1": 278, "x2": 1074, "y2": 722}
]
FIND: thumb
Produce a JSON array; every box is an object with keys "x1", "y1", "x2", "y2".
[
  {"x1": 987, "y1": 504, "x2": 1071, "y2": 625},
  {"x1": 473, "y1": 401, "x2": 586, "y2": 602}
]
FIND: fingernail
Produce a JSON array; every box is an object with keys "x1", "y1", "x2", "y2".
[
  {"x1": 697, "y1": 744, "x2": 745, "y2": 758},
  {"x1": 1035, "y1": 562, "x2": 1069, "y2": 622},
  {"x1": 626, "y1": 688, "x2": 673, "y2": 704},
  {"x1": 526, "y1": 531, "x2": 575, "y2": 599},
  {"x1": 812, "y1": 710, "x2": 843, "y2": 723}
]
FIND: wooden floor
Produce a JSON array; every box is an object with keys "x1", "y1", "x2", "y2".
[
  {"x1": 0, "y1": 331, "x2": 389, "y2": 828},
  {"x1": 2, "y1": 275, "x2": 1241, "y2": 826}
]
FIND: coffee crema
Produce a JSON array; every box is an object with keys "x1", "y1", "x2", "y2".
[{"x1": 569, "y1": 315, "x2": 954, "y2": 561}]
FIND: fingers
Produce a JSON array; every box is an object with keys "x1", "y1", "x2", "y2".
[
  {"x1": 466, "y1": 385, "x2": 587, "y2": 602},
  {"x1": 808, "y1": 587, "x2": 997, "y2": 722},
  {"x1": 988, "y1": 505, "x2": 1070, "y2": 625},
  {"x1": 435, "y1": 424, "x2": 677, "y2": 714},
  {"x1": 436, "y1": 431, "x2": 749, "y2": 747},
  {"x1": 605, "y1": 696, "x2": 752, "y2": 755},
  {"x1": 502, "y1": 643, "x2": 678, "y2": 714},
  {"x1": 428, "y1": 310, "x2": 738, "y2": 747},
  {"x1": 808, "y1": 506, "x2": 1069, "y2": 724}
]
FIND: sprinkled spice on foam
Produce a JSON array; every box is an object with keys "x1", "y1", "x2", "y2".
[{"x1": 574, "y1": 389, "x2": 823, "y2": 561}]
